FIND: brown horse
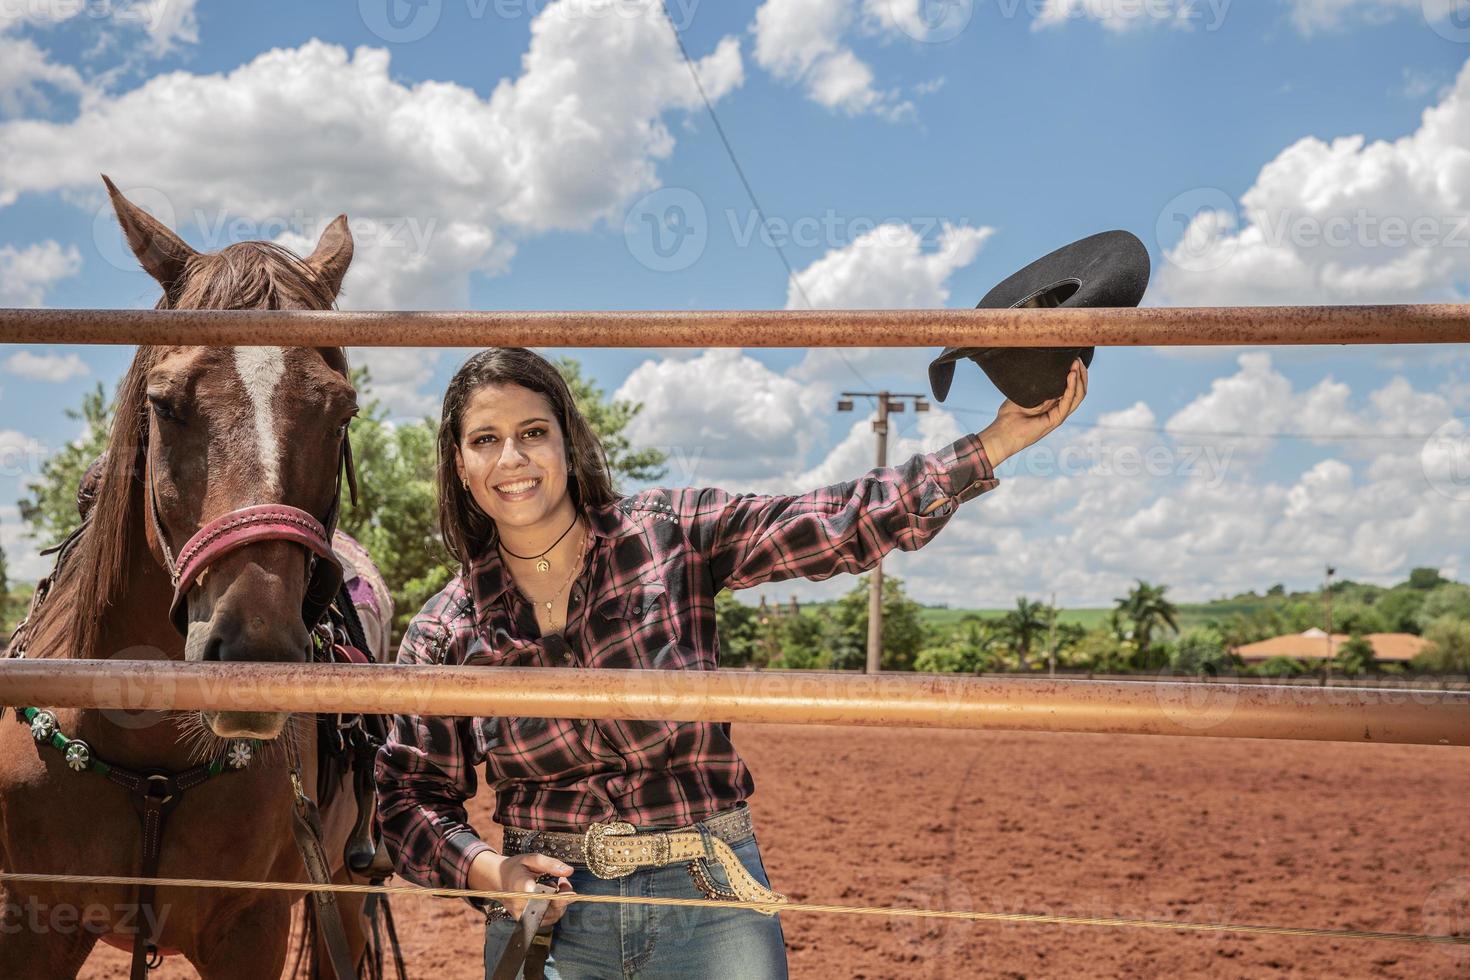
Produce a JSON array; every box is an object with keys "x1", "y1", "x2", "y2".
[{"x1": 0, "y1": 177, "x2": 394, "y2": 978}]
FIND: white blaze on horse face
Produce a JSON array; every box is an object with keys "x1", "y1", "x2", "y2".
[{"x1": 232, "y1": 347, "x2": 286, "y2": 495}]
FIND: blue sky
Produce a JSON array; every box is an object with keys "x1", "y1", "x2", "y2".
[{"x1": 1, "y1": 0, "x2": 1468, "y2": 609}]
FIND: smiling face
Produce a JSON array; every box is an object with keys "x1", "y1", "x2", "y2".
[{"x1": 454, "y1": 383, "x2": 576, "y2": 537}]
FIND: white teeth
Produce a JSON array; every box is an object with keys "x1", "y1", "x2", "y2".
[{"x1": 495, "y1": 478, "x2": 539, "y2": 493}]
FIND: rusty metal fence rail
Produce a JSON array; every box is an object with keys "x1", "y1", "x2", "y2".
[
  {"x1": 0, "y1": 661, "x2": 1466, "y2": 746},
  {"x1": 2, "y1": 303, "x2": 1469, "y2": 348}
]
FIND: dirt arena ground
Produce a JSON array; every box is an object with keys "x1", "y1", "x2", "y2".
[{"x1": 83, "y1": 723, "x2": 1470, "y2": 978}]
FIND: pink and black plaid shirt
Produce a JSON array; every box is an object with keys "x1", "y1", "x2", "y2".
[{"x1": 374, "y1": 431, "x2": 998, "y2": 890}]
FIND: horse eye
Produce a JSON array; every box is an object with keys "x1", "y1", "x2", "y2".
[{"x1": 147, "y1": 394, "x2": 183, "y2": 424}]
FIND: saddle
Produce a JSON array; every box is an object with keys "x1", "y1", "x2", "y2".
[{"x1": 314, "y1": 589, "x2": 395, "y2": 877}]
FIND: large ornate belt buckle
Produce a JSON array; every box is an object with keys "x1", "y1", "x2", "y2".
[{"x1": 582, "y1": 821, "x2": 638, "y2": 879}]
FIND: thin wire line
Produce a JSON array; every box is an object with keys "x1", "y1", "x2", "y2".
[
  {"x1": 654, "y1": 0, "x2": 874, "y2": 390},
  {"x1": 2, "y1": 871, "x2": 1462, "y2": 949},
  {"x1": 940, "y1": 405, "x2": 1448, "y2": 442}
]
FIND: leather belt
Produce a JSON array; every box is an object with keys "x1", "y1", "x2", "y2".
[{"x1": 500, "y1": 804, "x2": 785, "y2": 913}]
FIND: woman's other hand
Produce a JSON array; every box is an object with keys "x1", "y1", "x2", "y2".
[
  {"x1": 978, "y1": 357, "x2": 1088, "y2": 467},
  {"x1": 469, "y1": 850, "x2": 575, "y2": 924}
]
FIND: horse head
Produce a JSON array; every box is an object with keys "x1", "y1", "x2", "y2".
[{"x1": 104, "y1": 175, "x2": 360, "y2": 740}]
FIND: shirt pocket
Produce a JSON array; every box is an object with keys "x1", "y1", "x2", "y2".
[{"x1": 593, "y1": 580, "x2": 684, "y2": 669}]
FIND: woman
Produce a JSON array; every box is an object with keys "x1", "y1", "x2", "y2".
[{"x1": 375, "y1": 347, "x2": 1087, "y2": 979}]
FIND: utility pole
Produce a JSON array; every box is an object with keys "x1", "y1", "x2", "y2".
[
  {"x1": 1323, "y1": 565, "x2": 1336, "y2": 687},
  {"x1": 1047, "y1": 591, "x2": 1058, "y2": 677},
  {"x1": 837, "y1": 390, "x2": 930, "y2": 673}
]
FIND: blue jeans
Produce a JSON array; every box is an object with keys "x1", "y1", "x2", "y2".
[{"x1": 484, "y1": 832, "x2": 788, "y2": 979}]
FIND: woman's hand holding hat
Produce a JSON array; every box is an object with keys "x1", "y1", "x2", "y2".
[{"x1": 977, "y1": 357, "x2": 1087, "y2": 467}]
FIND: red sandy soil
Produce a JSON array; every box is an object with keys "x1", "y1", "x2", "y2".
[{"x1": 81, "y1": 724, "x2": 1470, "y2": 978}]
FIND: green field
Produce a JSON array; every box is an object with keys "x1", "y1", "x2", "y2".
[{"x1": 914, "y1": 600, "x2": 1274, "y2": 635}]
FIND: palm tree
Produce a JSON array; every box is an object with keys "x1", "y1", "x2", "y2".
[
  {"x1": 1000, "y1": 597, "x2": 1051, "y2": 671},
  {"x1": 1114, "y1": 580, "x2": 1180, "y2": 667}
]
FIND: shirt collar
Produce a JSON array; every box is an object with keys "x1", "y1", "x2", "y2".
[{"x1": 468, "y1": 496, "x2": 644, "y2": 617}]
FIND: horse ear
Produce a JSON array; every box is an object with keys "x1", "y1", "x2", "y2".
[
  {"x1": 101, "y1": 174, "x2": 197, "y2": 295},
  {"x1": 305, "y1": 214, "x2": 353, "y2": 300}
]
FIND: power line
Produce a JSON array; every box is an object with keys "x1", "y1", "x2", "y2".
[
  {"x1": 939, "y1": 404, "x2": 1448, "y2": 442},
  {"x1": 655, "y1": 1, "x2": 874, "y2": 390}
]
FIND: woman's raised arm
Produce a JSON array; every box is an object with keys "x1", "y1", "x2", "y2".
[
  {"x1": 670, "y1": 358, "x2": 1087, "y2": 593},
  {"x1": 669, "y1": 430, "x2": 999, "y2": 593}
]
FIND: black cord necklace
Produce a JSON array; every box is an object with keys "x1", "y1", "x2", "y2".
[{"x1": 498, "y1": 513, "x2": 579, "y2": 573}]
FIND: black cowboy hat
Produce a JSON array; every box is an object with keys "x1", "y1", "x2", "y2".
[{"x1": 927, "y1": 229, "x2": 1150, "y2": 408}]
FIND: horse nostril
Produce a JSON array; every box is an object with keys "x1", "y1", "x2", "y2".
[{"x1": 201, "y1": 634, "x2": 224, "y2": 662}]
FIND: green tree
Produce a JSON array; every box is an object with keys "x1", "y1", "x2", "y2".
[
  {"x1": 1253, "y1": 656, "x2": 1307, "y2": 678},
  {"x1": 1331, "y1": 602, "x2": 1388, "y2": 636},
  {"x1": 1169, "y1": 626, "x2": 1236, "y2": 676},
  {"x1": 831, "y1": 573, "x2": 925, "y2": 671},
  {"x1": 915, "y1": 614, "x2": 997, "y2": 674},
  {"x1": 1114, "y1": 580, "x2": 1179, "y2": 669},
  {"x1": 998, "y1": 597, "x2": 1051, "y2": 671},
  {"x1": 714, "y1": 590, "x2": 760, "y2": 667},
  {"x1": 769, "y1": 611, "x2": 831, "y2": 670},
  {"x1": 1408, "y1": 567, "x2": 1448, "y2": 590},
  {"x1": 1052, "y1": 621, "x2": 1089, "y2": 668},
  {"x1": 1418, "y1": 615, "x2": 1470, "y2": 673},
  {"x1": 1073, "y1": 623, "x2": 1131, "y2": 674},
  {"x1": 337, "y1": 386, "x2": 449, "y2": 641},
  {"x1": 553, "y1": 357, "x2": 667, "y2": 482},
  {"x1": 0, "y1": 543, "x2": 8, "y2": 608},
  {"x1": 1335, "y1": 634, "x2": 1376, "y2": 676},
  {"x1": 1416, "y1": 584, "x2": 1470, "y2": 630},
  {"x1": 18, "y1": 381, "x2": 111, "y2": 547},
  {"x1": 1374, "y1": 588, "x2": 1427, "y2": 634}
]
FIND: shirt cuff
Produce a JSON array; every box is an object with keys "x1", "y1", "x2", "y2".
[
  {"x1": 930, "y1": 432, "x2": 1000, "y2": 509},
  {"x1": 439, "y1": 829, "x2": 495, "y2": 892}
]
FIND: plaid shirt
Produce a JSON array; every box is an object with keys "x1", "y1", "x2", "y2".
[{"x1": 374, "y1": 431, "x2": 998, "y2": 890}]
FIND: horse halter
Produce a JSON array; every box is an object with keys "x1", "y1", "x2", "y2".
[{"x1": 146, "y1": 427, "x2": 360, "y2": 636}]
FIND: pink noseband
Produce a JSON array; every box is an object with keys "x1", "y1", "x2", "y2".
[{"x1": 172, "y1": 504, "x2": 336, "y2": 595}]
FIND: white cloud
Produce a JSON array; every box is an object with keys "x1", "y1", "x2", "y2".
[
  {"x1": 0, "y1": 0, "x2": 199, "y2": 49},
  {"x1": 604, "y1": 342, "x2": 1464, "y2": 610},
  {"x1": 784, "y1": 221, "x2": 993, "y2": 385},
  {"x1": 1153, "y1": 55, "x2": 1470, "y2": 308},
  {"x1": 3, "y1": 350, "x2": 89, "y2": 383},
  {"x1": 0, "y1": 0, "x2": 199, "y2": 116},
  {"x1": 350, "y1": 347, "x2": 444, "y2": 419},
  {"x1": 1028, "y1": 0, "x2": 1452, "y2": 34},
  {"x1": 1032, "y1": 0, "x2": 1200, "y2": 32},
  {"x1": 1, "y1": 503, "x2": 51, "y2": 582},
  {"x1": 615, "y1": 348, "x2": 835, "y2": 488},
  {"x1": 738, "y1": 349, "x2": 1468, "y2": 609},
  {"x1": 787, "y1": 221, "x2": 992, "y2": 309},
  {"x1": 1286, "y1": 0, "x2": 1459, "y2": 33},
  {"x1": 0, "y1": 241, "x2": 82, "y2": 306},
  {"x1": 0, "y1": 0, "x2": 743, "y2": 320},
  {"x1": 0, "y1": 35, "x2": 85, "y2": 115},
  {"x1": 751, "y1": 0, "x2": 911, "y2": 119}
]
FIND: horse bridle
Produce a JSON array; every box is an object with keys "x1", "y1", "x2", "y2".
[{"x1": 144, "y1": 424, "x2": 360, "y2": 636}]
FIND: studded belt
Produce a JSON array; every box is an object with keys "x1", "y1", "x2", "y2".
[{"x1": 500, "y1": 804, "x2": 785, "y2": 913}]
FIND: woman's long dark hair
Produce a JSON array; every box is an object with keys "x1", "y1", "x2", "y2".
[{"x1": 437, "y1": 348, "x2": 618, "y2": 567}]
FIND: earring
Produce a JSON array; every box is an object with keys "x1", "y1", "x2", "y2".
[{"x1": 461, "y1": 477, "x2": 469, "y2": 490}]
